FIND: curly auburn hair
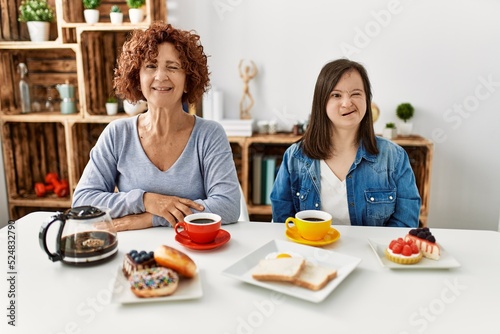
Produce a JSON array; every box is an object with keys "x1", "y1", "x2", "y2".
[{"x1": 114, "y1": 21, "x2": 210, "y2": 105}]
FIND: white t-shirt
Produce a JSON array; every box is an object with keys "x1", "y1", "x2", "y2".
[{"x1": 320, "y1": 160, "x2": 351, "y2": 225}]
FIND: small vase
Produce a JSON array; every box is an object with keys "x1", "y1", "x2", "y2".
[
  {"x1": 383, "y1": 128, "x2": 397, "y2": 139},
  {"x1": 110, "y1": 12, "x2": 123, "y2": 24},
  {"x1": 128, "y1": 8, "x2": 144, "y2": 24},
  {"x1": 123, "y1": 100, "x2": 147, "y2": 116},
  {"x1": 84, "y1": 9, "x2": 100, "y2": 24},
  {"x1": 105, "y1": 103, "x2": 118, "y2": 115},
  {"x1": 27, "y1": 21, "x2": 50, "y2": 42},
  {"x1": 398, "y1": 122, "x2": 413, "y2": 136}
]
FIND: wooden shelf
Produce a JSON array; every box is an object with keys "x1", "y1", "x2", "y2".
[
  {"x1": 0, "y1": 112, "x2": 81, "y2": 122},
  {"x1": 393, "y1": 135, "x2": 433, "y2": 226},
  {"x1": 0, "y1": 0, "x2": 167, "y2": 220},
  {"x1": 247, "y1": 204, "x2": 272, "y2": 215},
  {"x1": 9, "y1": 197, "x2": 71, "y2": 208},
  {"x1": 228, "y1": 133, "x2": 301, "y2": 221},
  {"x1": 0, "y1": 41, "x2": 78, "y2": 50}
]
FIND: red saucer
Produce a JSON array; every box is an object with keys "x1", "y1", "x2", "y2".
[{"x1": 175, "y1": 229, "x2": 231, "y2": 250}]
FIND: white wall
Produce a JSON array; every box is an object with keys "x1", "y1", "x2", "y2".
[{"x1": 172, "y1": 0, "x2": 500, "y2": 230}]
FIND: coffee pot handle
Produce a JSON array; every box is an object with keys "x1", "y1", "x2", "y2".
[{"x1": 38, "y1": 213, "x2": 66, "y2": 262}]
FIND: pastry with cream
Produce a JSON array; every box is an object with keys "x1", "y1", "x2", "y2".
[
  {"x1": 405, "y1": 227, "x2": 440, "y2": 260},
  {"x1": 122, "y1": 250, "x2": 156, "y2": 278}
]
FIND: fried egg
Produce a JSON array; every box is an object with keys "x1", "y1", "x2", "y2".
[{"x1": 265, "y1": 252, "x2": 303, "y2": 260}]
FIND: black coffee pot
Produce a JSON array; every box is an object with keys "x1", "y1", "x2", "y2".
[{"x1": 39, "y1": 206, "x2": 118, "y2": 265}]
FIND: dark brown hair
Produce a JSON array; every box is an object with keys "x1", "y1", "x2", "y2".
[
  {"x1": 114, "y1": 21, "x2": 210, "y2": 104},
  {"x1": 302, "y1": 59, "x2": 378, "y2": 159}
]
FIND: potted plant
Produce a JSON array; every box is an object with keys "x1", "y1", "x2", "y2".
[
  {"x1": 382, "y1": 122, "x2": 397, "y2": 139},
  {"x1": 83, "y1": 0, "x2": 101, "y2": 24},
  {"x1": 109, "y1": 5, "x2": 123, "y2": 24},
  {"x1": 396, "y1": 102, "x2": 414, "y2": 136},
  {"x1": 105, "y1": 97, "x2": 118, "y2": 115},
  {"x1": 18, "y1": 0, "x2": 55, "y2": 42},
  {"x1": 127, "y1": 0, "x2": 145, "y2": 24}
]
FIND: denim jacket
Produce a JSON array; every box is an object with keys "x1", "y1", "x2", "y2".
[{"x1": 270, "y1": 136, "x2": 421, "y2": 227}]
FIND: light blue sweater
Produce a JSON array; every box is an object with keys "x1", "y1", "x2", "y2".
[{"x1": 72, "y1": 115, "x2": 240, "y2": 226}]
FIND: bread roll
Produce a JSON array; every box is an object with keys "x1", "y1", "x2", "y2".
[{"x1": 154, "y1": 245, "x2": 197, "y2": 278}]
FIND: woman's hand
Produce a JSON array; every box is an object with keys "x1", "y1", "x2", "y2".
[
  {"x1": 112, "y1": 212, "x2": 154, "y2": 232},
  {"x1": 143, "y1": 192, "x2": 205, "y2": 226}
]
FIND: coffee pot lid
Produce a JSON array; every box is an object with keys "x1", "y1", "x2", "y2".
[{"x1": 65, "y1": 206, "x2": 106, "y2": 220}]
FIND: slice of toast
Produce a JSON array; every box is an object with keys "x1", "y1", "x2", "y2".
[
  {"x1": 293, "y1": 262, "x2": 337, "y2": 291},
  {"x1": 252, "y1": 258, "x2": 305, "y2": 282}
]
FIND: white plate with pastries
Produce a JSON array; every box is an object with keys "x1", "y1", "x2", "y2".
[
  {"x1": 221, "y1": 239, "x2": 361, "y2": 303},
  {"x1": 368, "y1": 238, "x2": 461, "y2": 269},
  {"x1": 111, "y1": 245, "x2": 203, "y2": 304},
  {"x1": 111, "y1": 266, "x2": 203, "y2": 304}
]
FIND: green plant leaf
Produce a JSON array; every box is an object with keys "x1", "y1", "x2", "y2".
[
  {"x1": 126, "y1": 0, "x2": 146, "y2": 9},
  {"x1": 18, "y1": 0, "x2": 55, "y2": 22},
  {"x1": 82, "y1": 0, "x2": 102, "y2": 10},
  {"x1": 396, "y1": 103, "x2": 414, "y2": 123}
]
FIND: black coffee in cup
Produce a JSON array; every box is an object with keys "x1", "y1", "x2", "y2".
[
  {"x1": 302, "y1": 217, "x2": 325, "y2": 222},
  {"x1": 191, "y1": 218, "x2": 216, "y2": 224}
]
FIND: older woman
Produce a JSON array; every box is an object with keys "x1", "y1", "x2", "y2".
[
  {"x1": 271, "y1": 59, "x2": 420, "y2": 227},
  {"x1": 73, "y1": 22, "x2": 240, "y2": 231}
]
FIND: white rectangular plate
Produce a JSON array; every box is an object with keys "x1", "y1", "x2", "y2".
[
  {"x1": 111, "y1": 266, "x2": 203, "y2": 304},
  {"x1": 221, "y1": 239, "x2": 361, "y2": 303},
  {"x1": 368, "y1": 238, "x2": 461, "y2": 269}
]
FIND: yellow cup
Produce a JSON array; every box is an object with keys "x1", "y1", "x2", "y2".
[{"x1": 285, "y1": 210, "x2": 332, "y2": 241}]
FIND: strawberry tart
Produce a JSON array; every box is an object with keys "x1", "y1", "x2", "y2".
[
  {"x1": 384, "y1": 238, "x2": 422, "y2": 264},
  {"x1": 405, "y1": 227, "x2": 440, "y2": 260}
]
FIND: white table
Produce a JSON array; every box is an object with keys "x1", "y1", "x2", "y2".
[{"x1": 1, "y1": 211, "x2": 499, "y2": 334}]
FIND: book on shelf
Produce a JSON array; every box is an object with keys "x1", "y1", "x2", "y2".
[
  {"x1": 219, "y1": 119, "x2": 254, "y2": 137},
  {"x1": 252, "y1": 154, "x2": 263, "y2": 205},
  {"x1": 251, "y1": 154, "x2": 279, "y2": 206},
  {"x1": 261, "y1": 156, "x2": 276, "y2": 205}
]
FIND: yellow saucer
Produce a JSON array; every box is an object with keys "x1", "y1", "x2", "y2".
[{"x1": 285, "y1": 226, "x2": 340, "y2": 246}]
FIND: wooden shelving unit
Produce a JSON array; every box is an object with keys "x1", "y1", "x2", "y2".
[
  {"x1": 228, "y1": 133, "x2": 301, "y2": 221},
  {"x1": 0, "y1": 0, "x2": 167, "y2": 220},
  {"x1": 229, "y1": 133, "x2": 433, "y2": 225},
  {"x1": 391, "y1": 135, "x2": 433, "y2": 226}
]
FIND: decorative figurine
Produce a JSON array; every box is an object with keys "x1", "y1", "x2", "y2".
[{"x1": 239, "y1": 59, "x2": 258, "y2": 120}]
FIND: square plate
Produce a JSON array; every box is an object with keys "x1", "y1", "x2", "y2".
[
  {"x1": 111, "y1": 266, "x2": 203, "y2": 304},
  {"x1": 221, "y1": 239, "x2": 361, "y2": 303},
  {"x1": 368, "y1": 238, "x2": 461, "y2": 269}
]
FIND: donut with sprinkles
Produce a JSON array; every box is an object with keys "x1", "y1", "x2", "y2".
[{"x1": 129, "y1": 267, "x2": 179, "y2": 298}]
